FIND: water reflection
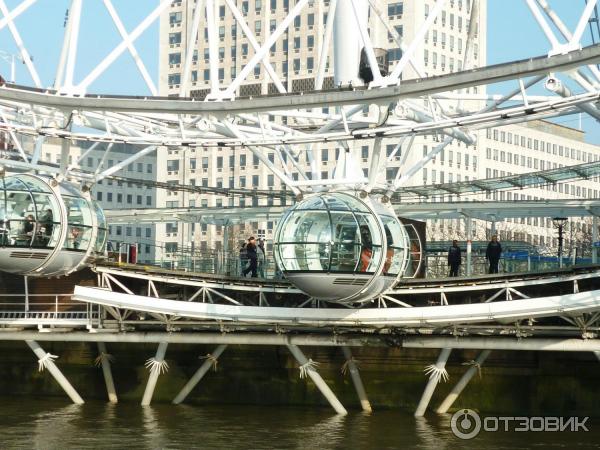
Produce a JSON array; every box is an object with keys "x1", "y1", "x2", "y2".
[{"x1": 0, "y1": 398, "x2": 597, "y2": 450}]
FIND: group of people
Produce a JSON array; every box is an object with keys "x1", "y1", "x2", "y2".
[
  {"x1": 239, "y1": 236, "x2": 266, "y2": 278},
  {"x1": 447, "y1": 235, "x2": 502, "y2": 277},
  {"x1": 19, "y1": 209, "x2": 54, "y2": 247}
]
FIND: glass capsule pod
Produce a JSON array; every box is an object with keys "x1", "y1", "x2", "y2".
[
  {"x1": 274, "y1": 192, "x2": 417, "y2": 303},
  {"x1": 0, "y1": 174, "x2": 107, "y2": 277}
]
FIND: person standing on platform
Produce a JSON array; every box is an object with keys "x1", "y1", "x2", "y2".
[
  {"x1": 486, "y1": 235, "x2": 502, "y2": 274},
  {"x1": 447, "y1": 239, "x2": 462, "y2": 277},
  {"x1": 242, "y1": 236, "x2": 258, "y2": 278}
]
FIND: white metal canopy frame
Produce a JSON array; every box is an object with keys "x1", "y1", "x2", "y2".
[
  {"x1": 0, "y1": 173, "x2": 106, "y2": 276},
  {"x1": 0, "y1": 0, "x2": 598, "y2": 198}
]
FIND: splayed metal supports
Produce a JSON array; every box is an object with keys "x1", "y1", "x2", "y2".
[
  {"x1": 97, "y1": 342, "x2": 117, "y2": 404},
  {"x1": 172, "y1": 344, "x2": 227, "y2": 405},
  {"x1": 414, "y1": 348, "x2": 451, "y2": 417},
  {"x1": 26, "y1": 340, "x2": 84, "y2": 404},
  {"x1": 436, "y1": 350, "x2": 491, "y2": 414},
  {"x1": 141, "y1": 342, "x2": 168, "y2": 406},
  {"x1": 342, "y1": 346, "x2": 372, "y2": 412},
  {"x1": 287, "y1": 344, "x2": 347, "y2": 415}
]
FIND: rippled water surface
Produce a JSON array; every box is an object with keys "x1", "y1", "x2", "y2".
[{"x1": 0, "y1": 397, "x2": 598, "y2": 449}]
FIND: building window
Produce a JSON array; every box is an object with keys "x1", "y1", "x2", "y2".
[
  {"x1": 169, "y1": 53, "x2": 181, "y2": 65},
  {"x1": 388, "y1": 2, "x2": 403, "y2": 17},
  {"x1": 169, "y1": 12, "x2": 182, "y2": 25},
  {"x1": 169, "y1": 32, "x2": 181, "y2": 45},
  {"x1": 168, "y1": 73, "x2": 181, "y2": 85}
]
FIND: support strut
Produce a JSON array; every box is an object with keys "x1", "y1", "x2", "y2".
[
  {"x1": 287, "y1": 344, "x2": 347, "y2": 415},
  {"x1": 141, "y1": 342, "x2": 168, "y2": 406},
  {"x1": 414, "y1": 348, "x2": 451, "y2": 417},
  {"x1": 173, "y1": 344, "x2": 227, "y2": 404},
  {"x1": 341, "y1": 346, "x2": 372, "y2": 412},
  {"x1": 436, "y1": 350, "x2": 491, "y2": 414},
  {"x1": 97, "y1": 342, "x2": 118, "y2": 404},
  {"x1": 26, "y1": 340, "x2": 84, "y2": 404}
]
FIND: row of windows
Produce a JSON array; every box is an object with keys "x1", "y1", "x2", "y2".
[
  {"x1": 425, "y1": 4, "x2": 472, "y2": 32},
  {"x1": 96, "y1": 192, "x2": 153, "y2": 206},
  {"x1": 165, "y1": 195, "x2": 286, "y2": 209},
  {"x1": 486, "y1": 128, "x2": 597, "y2": 162},
  {"x1": 171, "y1": 0, "x2": 313, "y2": 20},
  {"x1": 84, "y1": 158, "x2": 153, "y2": 174},
  {"x1": 168, "y1": 10, "x2": 320, "y2": 46},
  {"x1": 167, "y1": 56, "x2": 316, "y2": 85},
  {"x1": 108, "y1": 225, "x2": 152, "y2": 238}
]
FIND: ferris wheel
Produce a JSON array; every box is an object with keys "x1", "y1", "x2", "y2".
[{"x1": 0, "y1": 0, "x2": 598, "y2": 300}]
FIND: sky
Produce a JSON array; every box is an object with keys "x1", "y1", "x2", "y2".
[{"x1": 0, "y1": 0, "x2": 598, "y2": 143}]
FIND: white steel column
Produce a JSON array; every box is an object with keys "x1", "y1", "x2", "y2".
[
  {"x1": 97, "y1": 342, "x2": 118, "y2": 404},
  {"x1": 341, "y1": 346, "x2": 372, "y2": 412},
  {"x1": 332, "y1": 0, "x2": 363, "y2": 86},
  {"x1": 593, "y1": 216, "x2": 598, "y2": 264},
  {"x1": 172, "y1": 344, "x2": 227, "y2": 404},
  {"x1": 26, "y1": 340, "x2": 84, "y2": 404},
  {"x1": 315, "y1": 0, "x2": 337, "y2": 90},
  {"x1": 62, "y1": 0, "x2": 83, "y2": 92},
  {"x1": 287, "y1": 344, "x2": 347, "y2": 415},
  {"x1": 466, "y1": 217, "x2": 473, "y2": 275},
  {"x1": 205, "y1": 0, "x2": 219, "y2": 96},
  {"x1": 436, "y1": 350, "x2": 491, "y2": 414},
  {"x1": 414, "y1": 348, "x2": 451, "y2": 417},
  {"x1": 141, "y1": 342, "x2": 168, "y2": 406}
]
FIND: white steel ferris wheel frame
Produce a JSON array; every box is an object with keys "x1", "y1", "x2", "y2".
[{"x1": 0, "y1": 0, "x2": 598, "y2": 198}]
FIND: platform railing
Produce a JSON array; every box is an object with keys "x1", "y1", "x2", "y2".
[
  {"x1": 103, "y1": 239, "x2": 596, "y2": 281},
  {"x1": 0, "y1": 293, "x2": 95, "y2": 322}
]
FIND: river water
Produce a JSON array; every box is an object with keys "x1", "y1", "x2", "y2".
[{"x1": 0, "y1": 397, "x2": 597, "y2": 449}]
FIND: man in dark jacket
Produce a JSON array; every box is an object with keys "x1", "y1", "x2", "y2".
[
  {"x1": 242, "y1": 236, "x2": 258, "y2": 278},
  {"x1": 486, "y1": 235, "x2": 502, "y2": 274},
  {"x1": 447, "y1": 240, "x2": 462, "y2": 277}
]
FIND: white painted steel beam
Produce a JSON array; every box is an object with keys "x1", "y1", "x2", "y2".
[
  {"x1": 97, "y1": 342, "x2": 118, "y2": 403},
  {"x1": 287, "y1": 344, "x2": 347, "y2": 415},
  {"x1": 141, "y1": 342, "x2": 168, "y2": 406},
  {"x1": 342, "y1": 346, "x2": 372, "y2": 412},
  {"x1": 402, "y1": 337, "x2": 600, "y2": 352},
  {"x1": 436, "y1": 350, "x2": 491, "y2": 414},
  {"x1": 0, "y1": 45, "x2": 596, "y2": 115},
  {"x1": 414, "y1": 348, "x2": 451, "y2": 417},
  {"x1": 73, "y1": 285, "x2": 600, "y2": 326},
  {"x1": 0, "y1": 331, "x2": 381, "y2": 346},
  {"x1": 172, "y1": 344, "x2": 227, "y2": 404},
  {"x1": 26, "y1": 340, "x2": 84, "y2": 404}
]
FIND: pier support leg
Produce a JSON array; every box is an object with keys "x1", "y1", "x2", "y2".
[
  {"x1": 173, "y1": 344, "x2": 227, "y2": 404},
  {"x1": 26, "y1": 340, "x2": 84, "y2": 405},
  {"x1": 97, "y1": 342, "x2": 118, "y2": 404},
  {"x1": 286, "y1": 344, "x2": 347, "y2": 415},
  {"x1": 414, "y1": 348, "x2": 451, "y2": 417},
  {"x1": 593, "y1": 216, "x2": 598, "y2": 264},
  {"x1": 436, "y1": 350, "x2": 491, "y2": 414},
  {"x1": 341, "y1": 346, "x2": 372, "y2": 412},
  {"x1": 465, "y1": 218, "x2": 473, "y2": 276},
  {"x1": 594, "y1": 351, "x2": 600, "y2": 362},
  {"x1": 141, "y1": 342, "x2": 168, "y2": 406}
]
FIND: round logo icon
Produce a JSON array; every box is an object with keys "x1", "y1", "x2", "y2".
[{"x1": 451, "y1": 409, "x2": 482, "y2": 440}]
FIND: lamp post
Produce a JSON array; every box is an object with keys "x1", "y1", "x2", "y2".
[
  {"x1": 0, "y1": 51, "x2": 22, "y2": 83},
  {"x1": 552, "y1": 217, "x2": 568, "y2": 268}
]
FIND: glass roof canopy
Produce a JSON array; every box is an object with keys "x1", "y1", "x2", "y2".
[{"x1": 389, "y1": 160, "x2": 600, "y2": 199}]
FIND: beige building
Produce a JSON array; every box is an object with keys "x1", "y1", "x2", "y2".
[{"x1": 156, "y1": 0, "x2": 598, "y2": 264}]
